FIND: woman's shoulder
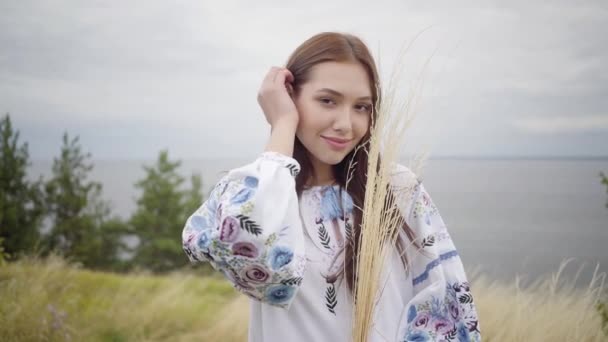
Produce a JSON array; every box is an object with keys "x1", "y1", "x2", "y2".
[
  {"x1": 387, "y1": 161, "x2": 424, "y2": 214},
  {"x1": 388, "y1": 162, "x2": 422, "y2": 190}
]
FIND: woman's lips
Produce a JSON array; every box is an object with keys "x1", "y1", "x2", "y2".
[{"x1": 321, "y1": 136, "x2": 351, "y2": 150}]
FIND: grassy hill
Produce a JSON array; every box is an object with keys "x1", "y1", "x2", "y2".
[
  {"x1": 1, "y1": 256, "x2": 606, "y2": 341},
  {"x1": 0, "y1": 255, "x2": 247, "y2": 341}
]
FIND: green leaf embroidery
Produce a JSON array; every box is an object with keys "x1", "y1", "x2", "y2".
[
  {"x1": 235, "y1": 214, "x2": 262, "y2": 236},
  {"x1": 325, "y1": 283, "x2": 337, "y2": 314}
]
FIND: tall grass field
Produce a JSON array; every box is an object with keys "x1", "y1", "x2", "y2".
[{"x1": 1, "y1": 255, "x2": 606, "y2": 341}]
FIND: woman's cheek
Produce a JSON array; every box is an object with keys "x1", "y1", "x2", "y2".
[{"x1": 354, "y1": 115, "x2": 369, "y2": 133}]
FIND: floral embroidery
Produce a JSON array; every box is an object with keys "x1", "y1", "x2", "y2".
[
  {"x1": 302, "y1": 186, "x2": 358, "y2": 316},
  {"x1": 285, "y1": 164, "x2": 300, "y2": 177},
  {"x1": 281, "y1": 276, "x2": 303, "y2": 286},
  {"x1": 244, "y1": 176, "x2": 259, "y2": 187},
  {"x1": 268, "y1": 245, "x2": 294, "y2": 270},
  {"x1": 320, "y1": 186, "x2": 354, "y2": 249},
  {"x1": 265, "y1": 284, "x2": 297, "y2": 305},
  {"x1": 220, "y1": 216, "x2": 240, "y2": 242},
  {"x1": 231, "y1": 187, "x2": 254, "y2": 204},
  {"x1": 259, "y1": 151, "x2": 301, "y2": 177},
  {"x1": 197, "y1": 229, "x2": 212, "y2": 249},
  {"x1": 435, "y1": 230, "x2": 451, "y2": 242},
  {"x1": 316, "y1": 218, "x2": 332, "y2": 250},
  {"x1": 223, "y1": 267, "x2": 256, "y2": 291},
  {"x1": 182, "y1": 152, "x2": 306, "y2": 309},
  {"x1": 411, "y1": 184, "x2": 439, "y2": 226},
  {"x1": 230, "y1": 175, "x2": 259, "y2": 204},
  {"x1": 320, "y1": 187, "x2": 343, "y2": 220},
  {"x1": 190, "y1": 213, "x2": 214, "y2": 231},
  {"x1": 182, "y1": 233, "x2": 203, "y2": 262},
  {"x1": 325, "y1": 282, "x2": 337, "y2": 315},
  {"x1": 232, "y1": 241, "x2": 259, "y2": 258},
  {"x1": 402, "y1": 281, "x2": 481, "y2": 341},
  {"x1": 240, "y1": 263, "x2": 271, "y2": 283},
  {"x1": 184, "y1": 153, "x2": 482, "y2": 338},
  {"x1": 421, "y1": 235, "x2": 435, "y2": 248},
  {"x1": 235, "y1": 214, "x2": 262, "y2": 236},
  {"x1": 241, "y1": 201, "x2": 254, "y2": 215},
  {"x1": 300, "y1": 185, "x2": 354, "y2": 255}
]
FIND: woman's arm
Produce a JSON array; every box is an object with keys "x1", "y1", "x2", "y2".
[
  {"x1": 391, "y1": 165, "x2": 482, "y2": 341},
  {"x1": 264, "y1": 120, "x2": 298, "y2": 157},
  {"x1": 182, "y1": 151, "x2": 306, "y2": 310}
]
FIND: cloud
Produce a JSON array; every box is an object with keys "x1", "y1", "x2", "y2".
[
  {"x1": 1, "y1": 0, "x2": 606, "y2": 159},
  {"x1": 512, "y1": 114, "x2": 608, "y2": 134}
]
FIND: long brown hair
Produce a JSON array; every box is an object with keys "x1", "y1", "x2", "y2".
[{"x1": 285, "y1": 32, "x2": 419, "y2": 293}]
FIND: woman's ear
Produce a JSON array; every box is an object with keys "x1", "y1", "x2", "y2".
[{"x1": 286, "y1": 83, "x2": 294, "y2": 98}]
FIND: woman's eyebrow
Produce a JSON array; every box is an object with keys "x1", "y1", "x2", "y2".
[{"x1": 317, "y1": 88, "x2": 372, "y2": 101}]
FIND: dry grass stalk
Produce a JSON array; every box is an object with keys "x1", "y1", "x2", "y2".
[
  {"x1": 471, "y1": 259, "x2": 607, "y2": 341},
  {"x1": 348, "y1": 33, "x2": 435, "y2": 342}
]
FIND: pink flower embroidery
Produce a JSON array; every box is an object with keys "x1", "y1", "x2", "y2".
[
  {"x1": 220, "y1": 216, "x2": 240, "y2": 242},
  {"x1": 414, "y1": 313, "x2": 430, "y2": 328},
  {"x1": 223, "y1": 268, "x2": 254, "y2": 290},
  {"x1": 432, "y1": 319, "x2": 454, "y2": 335},
  {"x1": 240, "y1": 264, "x2": 271, "y2": 284},
  {"x1": 232, "y1": 242, "x2": 259, "y2": 258}
]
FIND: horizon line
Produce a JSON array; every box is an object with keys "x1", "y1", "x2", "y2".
[{"x1": 29, "y1": 154, "x2": 608, "y2": 163}]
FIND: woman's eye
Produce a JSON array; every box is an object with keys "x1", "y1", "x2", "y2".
[
  {"x1": 320, "y1": 98, "x2": 335, "y2": 105},
  {"x1": 357, "y1": 104, "x2": 372, "y2": 113}
]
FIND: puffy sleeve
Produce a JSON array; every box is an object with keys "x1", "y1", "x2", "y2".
[
  {"x1": 392, "y1": 165, "x2": 482, "y2": 342},
  {"x1": 181, "y1": 151, "x2": 307, "y2": 309}
]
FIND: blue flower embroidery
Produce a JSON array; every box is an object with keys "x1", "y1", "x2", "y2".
[
  {"x1": 231, "y1": 188, "x2": 253, "y2": 204},
  {"x1": 268, "y1": 246, "x2": 294, "y2": 270},
  {"x1": 405, "y1": 330, "x2": 431, "y2": 342},
  {"x1": 244, "y1": 176, "x2": 259, "y2": 188},
  {"x1": 190, "y1": 214, "x2": 213, "y2": 231},
  {"x1": 320, "y1": 186, "x2": 356, "y2": 221},
  {"x1": 207, "y1": 195, "x2": 218, "y2": 213},
  {"x1": 265, "y1": 284, "x2": 296, "y2": 304},
  {"x1": 197, "y1": 230, "x2": 211, "y2": 249},
  {"x1": 407, "y1": 305, "x2": 417, "y2": 323},
  {"x1": 456, "y1": 322, "x2": 470, "y2": 341},
  {"x1": 320, "y1": 187, "x2": 341, "y2": 220},
  {"x1": 319, "y1": 186, "x2": 354, "y2": 221},
  {"x1": 430, "y1": 296, "x2": 445, "y2": 317},
  {"x1": 402, "y1": 282, "x2": 481, "y2": 342},
  {"x1": 341, "y1": 189, "x2": 354, "y2": 214},
  {"x1": 230, "y1": 176, "x2": 259, "y2": 204}
]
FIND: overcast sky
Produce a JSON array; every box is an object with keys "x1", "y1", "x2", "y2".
[{"x1": 1, "y1": 0, "x2": 607, "y2": 161}]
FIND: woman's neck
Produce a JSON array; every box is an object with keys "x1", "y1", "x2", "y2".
[
  {"x1": 307, "y1": 178, "x2": 337, "y2": 187},
  {"x1": 307, "y1": 153, "x2": 336, "y2": 186}
]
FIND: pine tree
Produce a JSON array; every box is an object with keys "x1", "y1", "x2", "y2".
[
  {"x1": 183, "y1": 173, "x2": 204, "y2": 216},
  {"x1": 129, "y1": 149, "x2": 203, "y2": 272},
  {"x1": 43, "y1": 132, "x2": 128, "y2": 269},
  {"x1": 0, "y1": 113, "x2": 45, "y2": 259}
]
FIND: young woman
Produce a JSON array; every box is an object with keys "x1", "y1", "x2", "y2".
[{"x1": 182, "y1": 32, "x2": 481, "y2": 342}]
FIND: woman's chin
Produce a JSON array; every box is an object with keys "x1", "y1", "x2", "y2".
[{"x1": 316, "y1": 151, "x2": 349, "y2": 165}]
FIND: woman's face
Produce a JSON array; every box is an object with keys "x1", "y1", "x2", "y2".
[{"x1": 293, "y1": 61, "x2": 373, "y2": 166}]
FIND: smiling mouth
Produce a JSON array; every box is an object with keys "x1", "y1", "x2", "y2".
[
  {"x1": 321, "y1": 136, "x2": 352, "y2": 143},
  {"x1": 321, "y1": 136, "x2": 352, "y2": 149}
]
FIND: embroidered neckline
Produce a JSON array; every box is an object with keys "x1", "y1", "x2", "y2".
[{"x1": 302, "y1": 184, "x2": 340, "y2": 193}]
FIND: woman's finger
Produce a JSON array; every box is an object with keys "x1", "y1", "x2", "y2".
[
  {"x1": 263, "y1": 67, "x2": 280, "y2": 86},
  {"x1": 273, "y1": 68, "x2": 293, "y2": 86},
  {"x1": 284, "y1": 69, "x2": 294, "y2": 84}
]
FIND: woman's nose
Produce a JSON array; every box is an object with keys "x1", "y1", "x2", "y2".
[{"x1": 332, "y1": 107, "x2": 353, "y2": 132}]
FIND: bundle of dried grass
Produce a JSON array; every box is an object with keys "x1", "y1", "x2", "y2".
[{"x1": 347, "y1": 37, "x2": 434, "y2": 342}]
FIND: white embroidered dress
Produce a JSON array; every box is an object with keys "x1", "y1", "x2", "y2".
[{"x1": 182, "y1": 151, "x2": 481, "y2": 342}]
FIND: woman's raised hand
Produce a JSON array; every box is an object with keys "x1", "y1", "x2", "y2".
[{"x1": 257, "y1": 67, "x2": 299, "y2": 128}]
